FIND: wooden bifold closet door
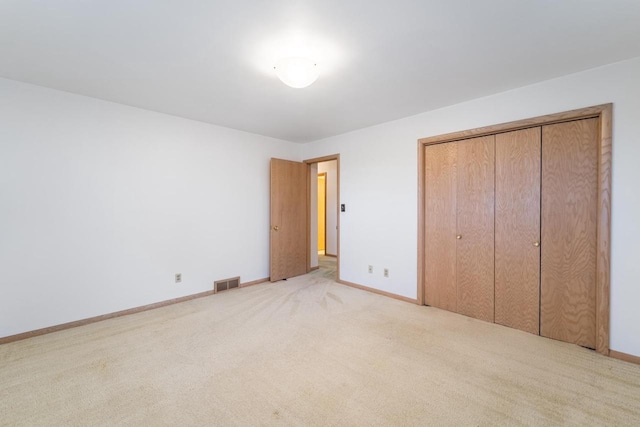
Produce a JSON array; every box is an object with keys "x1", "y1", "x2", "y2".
[
  {"x1": 495, "y1": 128, "x2": 541, "y2": 335},
  {"x1": 540, "y1": 118, "x2": 598, "y2": 348},
  {"x1": 424, "y1": 135, "x2": 495, "y2": 322},
  {"x1": 456, "y1": 136, "x2": 495, "y2": 323},
  {"x1": 423, "y1": 116, "x2": 600, "y2": 349},
  {"x1": 424, "y1": 143, "x2": 458, "y2": 312},
  {"x1": 420, "y1": 105, "x2": 610, "y2": 353}
]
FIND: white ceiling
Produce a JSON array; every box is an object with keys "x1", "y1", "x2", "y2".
[{"x1": 1, "y1": 1, "x2": 640, "y2": 143}]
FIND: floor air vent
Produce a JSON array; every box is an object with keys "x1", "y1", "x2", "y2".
[{"x1": 214, "y1": 277, "x2": 240, "y2": 293}]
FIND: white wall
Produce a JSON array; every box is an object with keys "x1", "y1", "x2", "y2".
[
  {"x1": 302, "y1": 56, "x2": 640, "y2": 358},
  {"x1": 0, "y1": 77, "x2": 301, "y2": 338},
  {"x1": 318, "y1": 160, "x2": 338, "y2": 256}
]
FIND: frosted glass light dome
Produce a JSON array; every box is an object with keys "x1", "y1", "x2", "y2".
[{"x1": 274, "y1": 57, "x2": 319, "y2": 88}]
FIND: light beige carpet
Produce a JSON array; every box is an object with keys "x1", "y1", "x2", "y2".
[
  {"x1": 1, "y1": 271, "x2": 640, "y2": 426},
  {"x1": 317, "y1": 255, "x2": 337, "y2": 280}
]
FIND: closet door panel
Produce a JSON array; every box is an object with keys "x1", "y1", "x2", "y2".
[
  {"x1": 541, "y1": 118, "x2": 598, "y2": 348},
  {"x1": 456, "y1": 135, "x2": 495, "y2": 322},
  {"x1": 495, "y1": 128, "x2": 541, "y2": 335},
  {"x1": 424, "y1": 143, "x2": 458, "y2": 311}
]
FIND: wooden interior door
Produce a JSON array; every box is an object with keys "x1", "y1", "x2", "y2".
[
  {"x1": 541, "y1": 118, "x2": 598, "y2": 348},
  {"x1": 456, "y1": 135, "x2": 495, "y2": 322},
  {"x1": 270, "y1": 158, "x2": 308, "y2": 282},
  {"x1": 495, "y1": 128, "x2": 541, "y2": 334},
  {"x1": 424, "y1": 142, "x2": 458, "y2": 311}
]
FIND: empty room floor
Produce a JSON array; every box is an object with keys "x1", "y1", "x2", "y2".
[{"x1": 1, "y1": 272, "x2": 639, "y2": 426}]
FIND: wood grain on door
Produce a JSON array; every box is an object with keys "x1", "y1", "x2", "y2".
[
  {"x1": 424, "y1": 142, "x2": 458, "y2": 311},
  {"x1": 270, "y1": 158, "x2": 308, "y2": 282},
  {"x1": 495, "y1": 127, "x2": 541, "y2": 335},
  {"x1": 541, "y1": 119, "x2": 598, "y2": 348},
  {"x1": 456, "y1": 135, "x2": 495, "y2": 323}
]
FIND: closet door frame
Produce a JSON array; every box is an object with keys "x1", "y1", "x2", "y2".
[{"x1": 417, "y1": 103, "x2": 612, "y2": 355}]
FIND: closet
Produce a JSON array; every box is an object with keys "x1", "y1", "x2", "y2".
[{"x1": 420, "y1": 106, "x2": 610, "y2": 353}]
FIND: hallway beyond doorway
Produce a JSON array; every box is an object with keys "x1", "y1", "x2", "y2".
[{"x1": 314, "y1": 255, "x2": 336, "y2": 280}]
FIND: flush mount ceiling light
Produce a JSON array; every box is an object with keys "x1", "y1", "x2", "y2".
[{"x1": 274, "y1": 57, "x2": 319, "y2": 88}]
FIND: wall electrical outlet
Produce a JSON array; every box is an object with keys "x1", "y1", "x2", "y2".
[
  {"x1": 175, "y1": 273, "x2": 182, "y2": 283},
  {"x1": 384, "y1": 268, "x2": 389, "y2": 278},
  {"x1": 368, "y1": 265, "x2": 373, "y2": 274}
]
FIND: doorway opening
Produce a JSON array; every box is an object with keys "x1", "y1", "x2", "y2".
[
  {"x1": 305, "y1": 155, "x2": 340, "y2": 281},
  {"x1": 317, "y1": 172, "x2": 327, "y2": 256}
]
